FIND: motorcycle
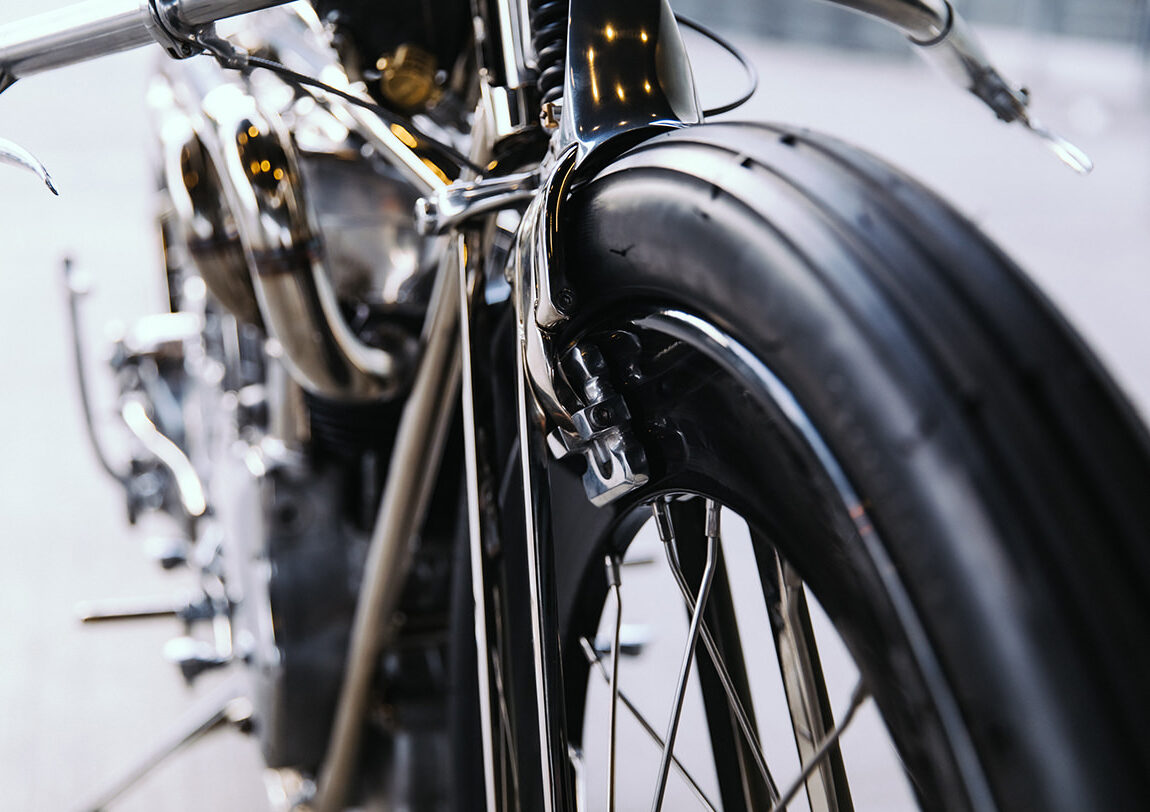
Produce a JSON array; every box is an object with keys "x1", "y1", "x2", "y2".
[{"x1": 1, "y1": 0, "x2": 1148, "y2": 809}]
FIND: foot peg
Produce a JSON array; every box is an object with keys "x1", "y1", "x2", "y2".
[{"x1": 76, "y1": 594, "x2": 213, "y2": 624}]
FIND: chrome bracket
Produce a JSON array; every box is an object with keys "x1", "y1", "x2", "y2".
[
  {"x1": 0, "y1": 136, "x2": 56, "y2": 193},
  {"x1": 510, "y1": 145, "x2": 650, "y2": 507},
  {"x1": 148, "y1": 0, "x2": 247, "y2": 66},
  {"x1": 416, "y1": 170, "x2": 541, "y2": 235},
  {"x1": 147, "y1": 0, "x2": 210, "y2": 59},
  {"x1": 547, "y1": 341, "x2": 649, "y2": 507}
]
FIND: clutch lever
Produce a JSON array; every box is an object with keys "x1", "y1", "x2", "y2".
[{"x1": 0, "y1": 135, "x2": 57, "y2": 193}]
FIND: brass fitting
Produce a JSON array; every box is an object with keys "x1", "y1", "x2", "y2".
[{"x1": 376, "y1": 44, "x2": 439, "y2": 110}]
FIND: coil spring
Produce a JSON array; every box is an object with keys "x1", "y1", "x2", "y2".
[{"x1": 529, "y1": 0, "x2": 568, "y2": 106}]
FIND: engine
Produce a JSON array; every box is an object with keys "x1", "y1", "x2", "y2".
[{"x1": 94, "y1": 3, "x2": 467, "y2": 791}]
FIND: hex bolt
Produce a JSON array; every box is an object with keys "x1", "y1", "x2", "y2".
[{"x1": 591, "y1": 404, "x2": 613, "y2": 428}]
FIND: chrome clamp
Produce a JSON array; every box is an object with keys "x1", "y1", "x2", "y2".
[
  {"x1": 547, "y1": 342, "x2": 649, "y2": 507},
  {"x1": 508, "y1": 146, "x2": 652, "y2": 507},
  {"x1": 416, "y1": 170, "x2": 541, "y2": 235},
  {"x1": 147, "y1": 0, "x2": 206, "y2": 59},
  {"x1": 147, "y1": 0, "x2": 245, "y2": 65}
]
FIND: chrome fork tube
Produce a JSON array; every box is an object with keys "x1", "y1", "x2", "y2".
[
  {"x1": 515, "y1": 271, "x2": 578, "y2": 812},
  {"x1": 314, "y1": 242, "x2": 462, "y2": 812},
  {"x1": 458, "y1": 233, "x2": 501, "y2": 812}
]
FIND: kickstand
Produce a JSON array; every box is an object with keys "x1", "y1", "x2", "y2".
[{"x1": 80, "y1": 673, "x2": 253, "y2": 812}]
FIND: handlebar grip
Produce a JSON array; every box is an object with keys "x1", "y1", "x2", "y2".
[{"x1": 0, "y1": 0, "x2": 286, "y2": 81}]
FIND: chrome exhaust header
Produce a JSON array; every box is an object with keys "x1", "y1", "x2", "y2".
[
  {"x1": 150, "y1": 5, "x2": 448, "y2": 402},
  {"x1": 199, "y1": 81, "x2": 404, "y2": 400}
]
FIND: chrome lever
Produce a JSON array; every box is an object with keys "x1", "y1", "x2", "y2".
[
  {"x1": 1020, "y1": 114, "x2": 1094, "y2": 175},
  {"x1": 819, "y1": 0, "x2": 1094, "y2": 173},
  {"x1": 416, "y1": 170, "x2": 540, "y2": 235},
  {"x1": 0, "y1": 135, "x2": 56, "y2": 193},
  {"x1": 909, "y1": 5, "x2": 1094, "y2": 174}
]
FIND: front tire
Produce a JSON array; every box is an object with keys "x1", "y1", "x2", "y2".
[{"x1": 539, "y1": 122, "x2": 1150, "y2": 809}]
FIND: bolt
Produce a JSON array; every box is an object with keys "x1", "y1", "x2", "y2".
[
  {"x1": 591, "y1": 404, "x2": 613, "y2": 428},
  {"x1": 541, "y1": 101, "x2": 562, "y2": 130},
  {"x1": 555, "y1": 287, "x2": 576, "y2": 315}
]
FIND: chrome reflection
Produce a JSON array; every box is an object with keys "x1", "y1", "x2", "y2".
[
  {"x1": 562, "y1": 0, "x2": 701, "y2": 157},
  {"x1": 203, "y1": 82, "x2": 402, "y2": 400},
  {"x1": 149, "y1": 4, "x2": 455, "y2": 401}
]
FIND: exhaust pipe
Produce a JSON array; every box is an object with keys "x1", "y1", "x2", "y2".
[{"x1": 158, "y1": 70, "x2": 406, "y2": 401}]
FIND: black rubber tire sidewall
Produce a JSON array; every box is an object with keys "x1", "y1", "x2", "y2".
[{"x1": 554, "y1": 123, "x2": 1150, "y2": 810}]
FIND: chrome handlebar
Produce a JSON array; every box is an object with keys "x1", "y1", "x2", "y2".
[{"x1": 0, "y1": 0, "x2": 287, "y2": 83}]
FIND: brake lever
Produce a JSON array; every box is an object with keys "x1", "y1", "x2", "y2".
[
  {"x1": 821, "y1": 0, "x2": 1094, "y2": 174},
  {"x1": 1019, "y1": 112, "x2": 1094, "y2": 174},
  {"x1": 0, "y1": 136, "x2": 57, "y2": 194},
  {"x1": 910, "y1": 8, "x2": 1094, "y2": 174}
]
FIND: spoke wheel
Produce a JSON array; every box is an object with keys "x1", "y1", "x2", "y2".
[
  {"x1": 528, "y1": 120, "x2": 1150, "y2": 812},
  {"x1": 575, "y1": 495, "x2": 887, "y2": 812},
  {"x1": 554, "y1": 310, "x2": 932, "y2": 811},
  {"x1": 455, "y1": 121, "x2": 1150, "y2": 812}
]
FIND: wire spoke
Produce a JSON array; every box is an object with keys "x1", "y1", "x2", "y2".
[
  {"x1": 765, "y1": 547, "x2": 855, "y2": 812},
  {"x1": 769, "y1": 680, "x2": 870, "y2": 812},
  {"x1": 604, "y1": 556, "x2": 623, "y2": 812},
  {"x1": 654, "y1": 500, "x2": 781, "y2": 802},
  {"x1": 580, "y1": 638, "x2": 720, "y2": 812},
  {"x1": 650, "y1": 499, "x2": 721, "y2": 812}
]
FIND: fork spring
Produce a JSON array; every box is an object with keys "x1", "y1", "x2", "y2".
[{"x1": 528, "y1": 0, "x2": 568, "y2": 105}]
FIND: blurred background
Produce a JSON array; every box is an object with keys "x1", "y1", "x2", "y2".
[{"x1": 0, "y1": 1, "x2": 1146, "y2": 809}]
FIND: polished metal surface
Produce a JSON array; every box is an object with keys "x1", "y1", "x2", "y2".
[
  {"x1": 659, "y1": 503, "x2": 778, "y2": 799},
  {"x1": 417, "y1": 170, "x2": 540, "y2": 235},
  {"x1": 121, "y1": 398, "x2": 207, "y2": 518},
  {"x1": 604, "y1": 556, "x2": 622, "y2": 812},
  {"x1": 561, "y1": 0, "x2": 701, "y2": 158},
  {"x1": 768, "y1": 681, "x2": 870, "y2": 812},
  {"x1": 63, "y1": 259, "x2": 130, "y2": 485},
  {"x1": 457, "y1": 235, "x2": 501, "y2": 812},
  {"x1": 314, "y1": 246, "x2": 462, "y2": 812},
  {"x1": 821, "y1": 0, "x2": 951, "y2": 42},
  {"x1": 514, "y1": 213, "x2": 581, "y2": 808},
  {"x1": 493, "y1": 0, "x2": 535, "y2": 90},
  {"x1": 551, "y1": 341, "x2": 649, "y2": 506},
  {"x1": 0, "y1": 0, "x2": 286, "y2": 80},
  {"x1": 196, "y1": 81, "x2": 401, "y2": 399},
  {"x1": 822, "y1": 0, "x2": 1092, "y2": 171},
  {"x1": 153, "y1": 85, "x2": 262, "y2": 325},
  {"x1": 0, "y1": 136, "x2": 56, "y2": 193},
  {"x1": 0, "y1": 0, "x2": 152, "y2": 80},
  {"x1": 178, "y1": 0, "x2": 285, "y2": 27},
  {"x1": 298, "y1": 152, "x2": 434, "y2": 315},
  {"x1": 514, "y1": 344, "x2": 574, "y2": 812},
  {"x1": 770, "y1": 554, "x2": 851, "y2": 812},
  {"x1": 235, "y1": 4, "x2": 454, "y2": 194},
  {"x1": 511, "y1": 150, "x2": 578, "y2": 428},
  {"x1": 153, "y1": 3, "x2": 453, "y2": 395}
]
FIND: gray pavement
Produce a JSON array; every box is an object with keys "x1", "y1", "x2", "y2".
[{"x1": 0, "y1": 7, "x2": 1146, "y2": 811}]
